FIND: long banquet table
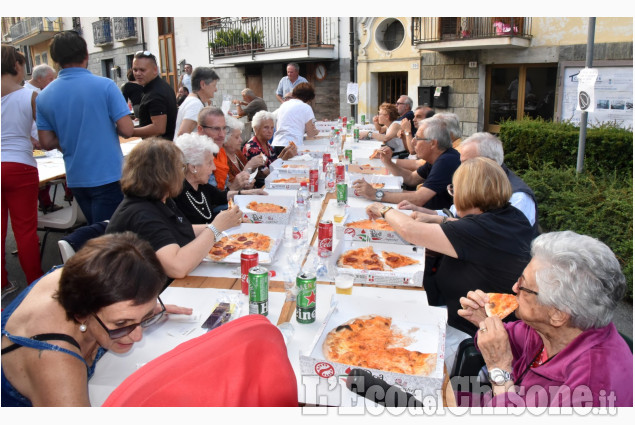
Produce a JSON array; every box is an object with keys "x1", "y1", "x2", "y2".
[{"x1": 87, "y1": 133, "x2": 457, "y2": 408}]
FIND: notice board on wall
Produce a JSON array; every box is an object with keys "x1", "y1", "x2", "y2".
[{"x1": 560, "y1": 65, "x2": 633, "y2": 130}]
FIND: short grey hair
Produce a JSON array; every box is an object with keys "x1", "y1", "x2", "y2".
[
  {"x1": 241, "y1": 88, "x2": 257, "y2": 99},
  {"x1": 461, "y1": 132, "x2": 504, "y2": 165},
  {"x1": 531, "y1": 231, "x2": 626, "y2": 330},
  {"x1": 191, "y1": 67, "x2": 219, "y2": 93},
  {"x1": 174, "y1": 133, "x2": 219, "y2": 166},
  {"x1": 399, "y1": 95, "x2": 413, "y2": 110},
  {"x1": 434, "y1": 112, "x2": 462, "y2": 140},
  {"x1": 287, "y1": 62, "x2": 300, "y2": 71},
  {"x1": 31, "y1": 64, "x2": 55, "y2": 81},
  {"x1": 197, "y1": 106, "x2": 225, "y2": 126},
  {"x1": 224, "y1": 115, "x2": 244, "y2": 144},
  {"x1": 421, "y1": 117, "x2": 452, "y2": 151},
  {"x1": 252, "y1": 110, "x2": 276, "y2": 130}
]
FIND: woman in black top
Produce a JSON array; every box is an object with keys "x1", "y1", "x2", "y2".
[
  {"x1": 366, "y1": 157, "x2": 533, "y2": 334},
  {"x1": 107, "y1": 137, "x2": 244, "y2": 278},
  {"x1": 120, "y1": 68, "x2": 143, "y2": 118},
  {"x1": 173, "y1": 133, "x2": 266, "y2": 225}
]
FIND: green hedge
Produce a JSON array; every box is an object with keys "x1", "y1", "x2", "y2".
[
  {"x1": 500, "y1": 118, "x2": 633, "y2": 174},
  {"x1": 499, "y1": 118, "x2": 633, "y2": 300}
]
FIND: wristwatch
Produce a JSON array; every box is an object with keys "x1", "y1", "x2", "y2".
[
  {"x1": 375, "y1": 189, "x2": 384, "y2": 201},
  {"x1": 207, "y1": 223, "x2": 223, "y2": 241},
  {"x1": 379, "y1": 205, "x2": 393, "y2": 218},
  {"x1": 404, "y1": 131, "x2": 410, "y2": 136},
  {"x1": 488, "y1": 368, "x2": 514, "y2": 386}
]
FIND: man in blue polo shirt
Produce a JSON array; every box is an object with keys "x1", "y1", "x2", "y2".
[
  {"x1": 352, "y1": 117, "x2": 460, "y2": 210},
  {"x1": 37, "y1": 30, "x2": 134, "y2": 224},
  {"x1": 275, "y1": 63, "x2": 308, "y2": 103}
]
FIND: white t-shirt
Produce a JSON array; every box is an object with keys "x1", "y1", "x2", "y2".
[
  {"x1": 271, "y1": 99, "x2": 314, "y2": 147},
  {"x1": 173, "y1": 96, "x2": 205, "y2": 139},
  {"x1": 1, "y1": 88, "x2": 37, "y2": 167}
]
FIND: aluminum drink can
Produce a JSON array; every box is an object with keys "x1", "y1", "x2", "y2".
[
  {"x1": 309, "y1": 168, "x2": 319, "y2": 192},
  {"x1": 342, "y1": 116, "x2": 347, "y2": 127},
  {"x1": 335, "y1": 163, "x2": 345, "y2": 183},
  {"x1": 354, "y1": 128, "x2": 359, "y2": 143},
  {"x1": 322, "y1": 153, "x2": 331, "y2": 172},
  {"x1": 240, "y1": 249, "x2": 259, "y2": 295},
  {"x1": 345, "y1": 149, "x2": 353, "y2": 164},
  {"x1": 361, "y1": 114, "x2": 366, "y2": 125},
  {"x1": 337, "y1": 182, "x2": 348, "y2": 206},
  {"x1": 318, "y1": 220, "x2": 333, "y2": 257},
  {"x1": 248, "y1": 266, "x2": 269, "y2": 316},
  {"x1": 296, "y1": 271, "x2": 317, "y2": 324}
]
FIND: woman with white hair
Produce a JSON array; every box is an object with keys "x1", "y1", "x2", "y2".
[
  {"x1": 458, "y1": 231, "x2": 633, "y2": 407},
  {"x1": 173, "y1": 132, "x2": 265, "y2": 225},
  {"x1": 243, "y1": 110, "x2": 296, "y2": 187},
  {"x1": 224, "y1": 116, "x2": 265, "y2": 188}
]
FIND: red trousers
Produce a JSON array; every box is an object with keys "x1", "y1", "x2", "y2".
[{"x1": 2, "y1": 162, "x2": 43, "y2": 288}]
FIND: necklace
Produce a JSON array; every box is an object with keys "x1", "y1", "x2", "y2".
[
  {"x1": 185, "y1": 189, "x2": 212, "y2": 220},
  {"x1": 195, "y1": 93, "x2": 205, "y2": 106},
  {"x1": 227, "y1": 153, "x2": 244, "y2": 169}
]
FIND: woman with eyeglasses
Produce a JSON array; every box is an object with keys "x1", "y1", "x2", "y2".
[
  {"x1": 366, "y1": 157, "x2": 533, "y2": 369},
  {"x1": 106, "y1": 138, "x2": 243, "y2": 279},
  {"x1": 1, "y1": 232, "x2": 191, "y2": 406},
  {"x1": 359, "y1": 103, "x2": 407, "y2": 157},
  {"x1": 457, "y1": 231, "x2": 632, "y2": 407},
  {"x1": 173, "y1": 132, "x2": 266, "y2": 224}
]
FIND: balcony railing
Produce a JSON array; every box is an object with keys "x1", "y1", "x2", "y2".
[
  {"x1": 207, "y1": 17, "x2": 336, "y2": 60},
  {"x1": 9, "y1": 17, "x2": 61, "y2": 43},
  {"x1": 113, "y1": 17, "x2": 137, "y2": 41},
  {"x1": 412, "y1": 17, "x2": 532, "y2": 44},
  {"x1": 92, "y1": 19, "x2": 113, "y2": 46}
]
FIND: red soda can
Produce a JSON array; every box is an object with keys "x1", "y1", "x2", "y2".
[
  {"x1": 322, "y1": 153, "x2": 331, "y2": 172},
  {"x1": 309, "y1": 168, "x2": 319, "y2": 192},
  {"x1": 241, "y1": 249, "x2": 259, "y2": 295},
  {"x1": 318, "y1": 220, "x2": 333, "y2": 257},
  {"x1": 335, "y1": 163, "x2": 346, "y2": 183}
]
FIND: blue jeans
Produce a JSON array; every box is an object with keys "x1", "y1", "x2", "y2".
[{"x1": 71, "y1": 181, "x2": 123, "y2": 225}]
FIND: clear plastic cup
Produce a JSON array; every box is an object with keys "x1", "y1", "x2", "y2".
[{"x1": 335, "y1": 274, "x2": 355, "y2": 295}]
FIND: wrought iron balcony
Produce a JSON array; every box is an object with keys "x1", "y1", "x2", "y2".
[
  {"x1": 412, "y1": 17, "x2": 532, "y2": 51},
  {"x1": 9, "y1": 18, "x2": 62, "y2": 45},
  {"x1": 113, "y1": 17, "x2": 137, "y2": 41},
  {"x1": 206, "y1": 17, "x2": 336, "y2": 61},
  {"x1": 92, "y1": 19, "x2": 113, "y2": 46}
]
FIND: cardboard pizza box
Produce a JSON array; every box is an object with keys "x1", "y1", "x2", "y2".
[
  {"x1": 331, "y1": 239, "x2": 424, "y2": 287},
  {"x1": 295, "y1": 144, "x2": 331, "y2": 159},
  {"x1": 347, "y1": 173, "x2": 403, "y2": 194},
  {"x1": 202, "y1": 223, "x2": 284, "y2": 265},
  {"x1": 269, "y1": 158, "x2": 317, "y2": 175},
  {"x1": 265, "y1": 171, "x2": 310, "y2": 190},
  {"x1": 335, "y1": 207, "x2": 408, "y2": 245},
  {"x1": 346, "y1": 163, "x2": 389, "y2": 175},
  {"x1": 299, "y1": 295, "x2": 447, "y2": 403},
  {"x1": 233, "y1": 195, "x2": 294, "y2": 225}
]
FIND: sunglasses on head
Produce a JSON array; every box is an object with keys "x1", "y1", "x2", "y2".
[
  {"x1": 92, "y1": 297, "x2": 166, "y2": 339},
  {"x1": 135, "y1": 50, "x2": 155, "y2": 59}
]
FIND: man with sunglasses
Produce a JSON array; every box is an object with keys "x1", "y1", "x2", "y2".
[
  {"x1": 132, "y1": 51, "x2": 177, "y2": 141},
  {"x1": 36, "y1": 31, "x2": 134, "y2": 224}
]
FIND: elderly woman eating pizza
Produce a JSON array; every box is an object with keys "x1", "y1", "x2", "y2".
[{"x1": 457, "y1": 231, "x2": 633, "y2": 407}]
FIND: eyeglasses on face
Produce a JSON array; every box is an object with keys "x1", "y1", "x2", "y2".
[
  {"x1": 93, "y1": 297, "x2": 166, "y2": 339},
  {"x1": 518, "y1": 286, "x2": 539, "y2": 296},
  {"x1": 201, "y1": 125, "x2": 229, "y2": 133},
  {"x1": 447, "y1": 184, "x2": 454, "y2": 197},
  {"x1": 414, "y1": 137, "x2": 433, "y2": 143}
]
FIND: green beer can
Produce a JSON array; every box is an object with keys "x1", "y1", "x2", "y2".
[
  {"x1": 353, "y1": 128, "x2": 359, "y2": 143},
  {"x1": 337, "y1": 182, "x2": 348, "y2": 206},
  {"x1": 361, "y1": 114, "x2": 366, "y2": 125},
  {"x1": 296, "y1": 271, "x2": 317, "y2": 324},
  {"x1": 249, "y1": 266, "x2": 269, "y2": 316},
  {"x1": 345, "y1": 149, "x2": 353, "y2": 163}
]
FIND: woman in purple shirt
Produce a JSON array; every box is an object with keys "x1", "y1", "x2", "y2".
[{"x1": 459, "y1": 231, "x2": 633, "y2": 407}]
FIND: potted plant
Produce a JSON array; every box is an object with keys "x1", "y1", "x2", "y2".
[
  {"x1": 227, "y1": 28, "x2": 244, "y2": 53},
  {"x1": 247, "y1": 28, "x2": 265, "y2": 51},
  {"x1": 211, "y1": 29, "x2": 231, "y2": 56}
]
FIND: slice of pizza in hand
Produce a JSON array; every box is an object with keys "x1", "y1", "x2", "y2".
[{"x1": 485, "y1": 293, "x2": 519, "y2": 319}]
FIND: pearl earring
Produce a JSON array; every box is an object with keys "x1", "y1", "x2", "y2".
[
  {"x1": 79, "y1": 323, "x2": 87, "y2": 332},
  {"x1": 193, "y1": 168, "x2": 197, "y2": 173}
]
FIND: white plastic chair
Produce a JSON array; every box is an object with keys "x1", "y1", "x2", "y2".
[
  {"x1": 57, "y1": 240, "x2": 76, "y2": 264},
  {"x1": 37, "y1": 200, "x2": 87, "y2": 259}
]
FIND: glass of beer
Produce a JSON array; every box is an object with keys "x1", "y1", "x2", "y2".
[{"x1": 335, "y1": 274, "x2": 355, "y2": 295}]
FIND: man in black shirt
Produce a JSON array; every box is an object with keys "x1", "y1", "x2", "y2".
[{"x1": 131, "y1": 51, "x2": 177, "y2": 141}]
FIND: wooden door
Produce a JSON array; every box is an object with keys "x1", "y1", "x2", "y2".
[{"x1": 157, "y1": 17, "x2": 177, "y2": 94}]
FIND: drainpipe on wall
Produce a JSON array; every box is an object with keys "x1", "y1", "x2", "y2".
[
  {"x1": 140, "y1": 17, "x2": 146, "y2": 51},
  {"x1": 350, "y1": 17, "x2": 357, "y2": 119}
]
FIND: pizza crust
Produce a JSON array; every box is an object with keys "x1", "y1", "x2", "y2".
[
  {"x1": 485, "y1": 293, "x2": 518, "y2": 319},
  {"x1": 322, "y1": 315, "x2": 436, "y2": 376}
]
